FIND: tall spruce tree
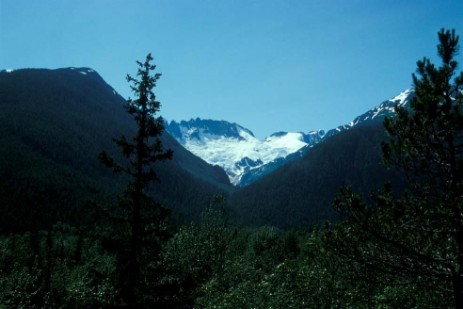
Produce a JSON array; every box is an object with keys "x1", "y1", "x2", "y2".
[
  {"x1": 99, "y1": 53, "x2": 173, "y2": 306},
  {"x1": 326, "y1": 29, "x2": 463, "y2": 307}
]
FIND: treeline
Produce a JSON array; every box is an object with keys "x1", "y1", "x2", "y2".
[{"x1": 0, "y1": 203, "x2": 449, "y2": 308}]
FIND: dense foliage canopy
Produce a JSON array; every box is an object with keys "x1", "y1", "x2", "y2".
[{"x1": 327, "y1": 28, "x2": 463, "y2": 308}]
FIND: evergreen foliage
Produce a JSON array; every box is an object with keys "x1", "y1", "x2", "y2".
[
  {"x1": 326, "y1": 28, "x2": 463, "y2": 308},
  {"x1": 98, "y1": 53, "x2": 173, "y2": 307},
  {"x1": 0, "y1": 226, "x2": 118, "y2": 308},
  {"x1": 0, "y1": 221, "x2": 449, "y2": 308}
]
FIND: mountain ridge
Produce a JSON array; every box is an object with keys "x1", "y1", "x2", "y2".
[
  {"x1": 0, "y1": 67, "x2": 232, "y2": 232},
  {"x1": 165, "y1": 88, "x2": 414, "y2": 186},
  {"x1": 166, "y1": 118, "x2": 325, "y2": 185}
]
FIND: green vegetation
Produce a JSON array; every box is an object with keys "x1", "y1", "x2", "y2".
[
  {"x1": 0, "y1": 29, "x2": 462, "y2": 308},
  {"x1": 326, "y1": 28, "x2": 463, "y2": 308},
  {"x1": 98, "y1": 54, "x2": 174, "y2": 306},
  {"x1": 0, "y1": 214, "x2": 450, "y2": 308}
]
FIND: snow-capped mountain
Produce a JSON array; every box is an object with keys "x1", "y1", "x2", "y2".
[
  {"x1": 165, "y1": 119, "x2": 324, "y2": 185},
  {"x1": 165, "y1": 88, "x2": 414, "y2": 186},
  {"x1": 324, "y1": 88, "x2": 414, "y2": 138}
]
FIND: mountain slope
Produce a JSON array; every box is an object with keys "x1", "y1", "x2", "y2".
[
  {"x1": 324, "y1": 88, "x2": 414, "y2": 138},
  {"x1": 0, "y1": 68, "x2": 232, "y2": 233},
  {"x1": 229, "y1": 90, "x2": 415, "y2": 228},
  {"x1": 166, "y1": 89, "x2": 414, "y2": 187},
  {"x1": 230, "y1": 122, "x2": 404, "y2": 228},
  {"x1": 242, "y1": 89, "x2": 414, "y2": 185}
]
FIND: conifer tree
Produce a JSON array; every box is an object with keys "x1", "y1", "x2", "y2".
[
  {"x1": 99, "y1": 53, "x2": 173, "y2": 306},
  {"x1": 326, "y1": 29, "x2": 463, "y2": 308}
]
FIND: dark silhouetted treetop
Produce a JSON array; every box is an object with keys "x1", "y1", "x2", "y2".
[
  {"x1": 98, "y1": 53, "x2": 173, "y2": 307},
  {"x1": 328, "y1": 28, "x2": 463, "y2": 309}
]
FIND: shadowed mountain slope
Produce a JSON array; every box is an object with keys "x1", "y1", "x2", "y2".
[
  {"x1": 231, "y1": 122, "x2": 403, "y2": 229},
  {"x1": 0, "y1": 68, "x2": 232, "y2": 233}
]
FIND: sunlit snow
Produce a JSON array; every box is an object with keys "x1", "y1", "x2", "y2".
[
  {"x1": 370, "y1": 88, "x2": 413, "y2": 120},
  {"x1": 390, "y1": 88, "x2": 413, "y2": 106},
  {"x1": 180, "y1": 126, "x2": 308, "y2": 185},
  {"x1": 77, "y1": 68, "x2": 95, "y2": 75}
]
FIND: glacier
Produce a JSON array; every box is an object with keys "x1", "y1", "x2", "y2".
[
  {"x1": 165, "y1": 89, "x2": 414, "y2": 186},
  {"x1": 166, "y1": 119, "x2": 323, "y2": 185}
]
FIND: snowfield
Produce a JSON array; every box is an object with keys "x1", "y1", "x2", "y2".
[{"x1": 180, "y1": 125, "x2": 312, "y2": 185}]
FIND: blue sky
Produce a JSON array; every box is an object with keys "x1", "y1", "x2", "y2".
[{"x1": 1, "y1": 1, "x2": 462, "y2": 138}]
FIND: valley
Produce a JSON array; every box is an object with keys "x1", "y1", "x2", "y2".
[
  {"x1": 165, "y1": 88, "x2": 414, "y2": 187},
  {"x1": 0, "y1": 29, "x2": 461, "y2": 307}
]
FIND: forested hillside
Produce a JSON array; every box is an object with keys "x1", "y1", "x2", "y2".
[
  {"x1": 0, "y1": 29, "x2": 462, "y2": 308},
  {"x1": 0, "y1": 68, "x2": 232, "y2": 233},
  {"x1": 231, "y1": 122, "x2": 404, "y2": 228}
]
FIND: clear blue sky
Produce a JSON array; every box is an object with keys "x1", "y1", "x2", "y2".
[{"x1": 1, "y1": 0, "x2": 462, "y2": 138}]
